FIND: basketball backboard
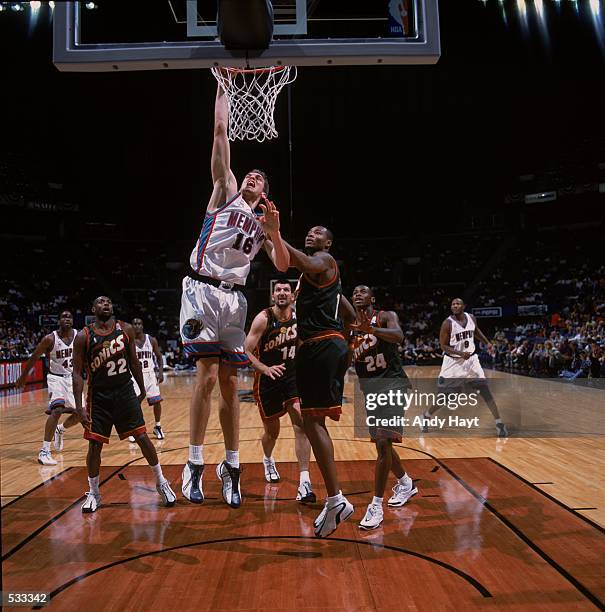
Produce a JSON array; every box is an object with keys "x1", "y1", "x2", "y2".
[{"x1": 53, "y1": 0, "x2": 440, "y2": 72}]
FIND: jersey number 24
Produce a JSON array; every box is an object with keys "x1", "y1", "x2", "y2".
[{"x1": 365, "y1": 353, "x2": 386, "y2": 372}]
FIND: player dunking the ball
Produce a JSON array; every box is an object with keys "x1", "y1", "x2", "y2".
[
  {"x1": 420, "y1": 298, "x2": 508, "y2": 437},
  {"x1": 350, "y1": 286, "x2": 418, "y2": 530},
  {"x1": 272, "y1": 226, "x2": 356, "y2": 537},
  {"x1": 16, "y1": 310, "x2": 81, "y2": 465},
  {"x1": 245, "y1": 281, "x2": 315, "y2": 503},
  {"x1": 180, "y1": 78, "x2": 289, "y2": 507},
  {"x1": 72, "y1": 296, "x2": 176, "y2": 513}
]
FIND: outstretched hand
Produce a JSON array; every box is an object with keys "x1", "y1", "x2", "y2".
[
  {"x1": 258, "y1": 193, "x2": 280, "y2": 235},
  {"x1": 350, "y1": 311, "x2": 374, "y2": 335}
]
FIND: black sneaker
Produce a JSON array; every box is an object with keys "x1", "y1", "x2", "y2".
[
  {"x1": 153, "y1": 425, "x2": 165, "y2": 440},
  {"x1": 216, "y1": 460, "x2": 242, "y2": 508},
  {"x1": 181, "y1": 461, "x2": 204, "y2": 503},
  {"x1": 496, "y1": 422, "x2": 509, "y2": 438},
  {"x1": 296, "y1": 481, "x2": 316, "y2": 504}
]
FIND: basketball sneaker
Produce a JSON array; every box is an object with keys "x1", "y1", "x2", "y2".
[
  {"x1": 53, "y1": 426, "x2": 64, "y2": 452},
  {"x1": 181, "y1": 461, "x2": 204, "y2": 503},
  {"x1": 81, "y1": 491, "x2": 101, "y2": 513},
  {"x1": 263, "y1": 457, "x2": 280, "y2": 483},
  {"x1": 388, "y1": 480, "x2": 418, "y2": 507},
  {"x1": 156, "y1": 480, "x2": 177, "y2": 507},
  {"x1": 296, "y1": 481, "x2": 316, "y2": 504},
  {"x1": 153, "y1": 425, "x2": 165, "y2": 440},
  {"x1": 496, "y1": 422, "x2": 509, "y2": 438},
  {"x1": 314, "y1": 496, "x2": 354, "y2": 538},
  {"x1": 216, "y1": 460, "x2": 242, "y2": 508},
  {"x1": 128, "y1": 436, "x2": 136, "y2": 443},
  {"x1": 359, "y1": 503, "x2": 384, "y2": 530},
  {"x1": 38, "y1": 450, "x2": 57, "y2": 466}
]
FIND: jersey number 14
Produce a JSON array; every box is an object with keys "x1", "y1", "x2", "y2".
[{"x1": 281, "y1": 345, "x2": 296, "y2": 361}]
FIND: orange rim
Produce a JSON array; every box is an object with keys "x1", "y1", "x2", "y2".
[{"x1": 219, "y1": 65, "x2": 289, "y2": 75}]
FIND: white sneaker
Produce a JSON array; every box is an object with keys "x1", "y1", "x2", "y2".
[
  {"x1": 314, "y1": 502, "x2": 328, "y2": 529},
  {"x1": 156, "y1": 480, "x2": 177, "y2": 507},
  {"x1": 296, "y1": 481, "x2": 316, "y2": 504},
  {"x1": 53, "y1": 427, "x2": 64, "y2": 452},
  {"x1": 263, "y1": 458, "x2": 280, "y2": 483},
  {"x1": 216, "y1": 460, "x2": 242, "y2": 508},
  {"x1": 181, "y1": 461, "x2": 204, "y2": 504},
  {"x1": 128, "y1": 436, "x2": 136, "y2": 443},
  {"x1": 38, "y1": 450, "x2": 57, "y2": 466},
  {"x1": 81, "y1": 491, "x2": 101, "y2": 513},
  {"x1": 359, "y1": 503, "x2": 384, "y2": 530},
  {"x1": 388, "y1": 481, "x2": 418, "y2": 507},
  {"x1": 314, "y1": 496, "x2": 354, "y2": 538},
  {"x1": 153, "y1": 425, "x2": 165, "y2": 440}
]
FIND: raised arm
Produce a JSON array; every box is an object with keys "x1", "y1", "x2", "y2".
[
  {"x1": 259, "y1": 196, "x2": 289, "y2": 272},
  {"x1": 15, "y1": 333, "x2": 54, "y2": 388},
  {"x1": 150, "y1": 335, "x2": 164, "y2": 384},
  {"x1": 208, "y1": 82, "x2": 237, "y2": 212},
  {"x1": 72, "y1": 330, "x2": 90, "y2": 426},
  {"x1": 281, "y1": 240, "x2": 332, "y2": 275},
  {"x1": 350, "y1": 309, "x2": 403, "y2": 344},
  {"x1": 244, "y1": 311, "x2": 286, "y2": 380},
  {"x1": 374, "y1": 311, "x2": 404, "y2": 344}
]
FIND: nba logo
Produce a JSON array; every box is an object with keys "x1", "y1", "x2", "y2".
[{"x1": 387, "y1": 0, "x2": 410, "y2": 37}]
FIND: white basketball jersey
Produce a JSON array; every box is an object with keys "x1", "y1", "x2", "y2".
[
  {"x1": 448, "y1": 314, "x2": 476, "y2": 354},
  {"x1": 136, "y1": 334, "x2": 155, "y2": 373},
  {"x1": 49, "y1": 329, "x2": 77, "y2": 376},
  {"x1": 189, "y1": 193, "x2": 266, "y2": 285}
]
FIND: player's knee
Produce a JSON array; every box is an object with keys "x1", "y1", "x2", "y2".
[
  {"x1": 265, "y1": 422, "x2": 280, "y2": 440},
  {"x1": 375, "y1": 439, "x2": 391, "y2": 456},
  {"x1": 198, "y1": 372, "x2": 218, "y2": 395}
]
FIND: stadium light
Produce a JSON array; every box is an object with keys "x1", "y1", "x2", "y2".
[
  {"x1": 11, "y1": 3, "x2": 24, "y2": 11},
  {"x1": 30, "y1": 0, "x2": 40, "y2": 10},
  {"x1": 85, "y1": 2, "x2": 97, "y2": 8},
  {"x1": 49, "y1": 1, "x2": 54, "y2": 9}
]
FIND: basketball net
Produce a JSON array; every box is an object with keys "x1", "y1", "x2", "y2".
[{"x1": 211, "y1": 66, "x2": 297, "y2": 143}]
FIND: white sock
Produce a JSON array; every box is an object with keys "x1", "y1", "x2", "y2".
[
  {"x1": 327, "y1": 490, "x2": 344, "y2": 507},
  {"x1": 495, "y1": 418, "x2": 503, "y2": 424},
  {"x1": 299, "y1": 470, "x2": 310, "y2": 485},
  {"x1": 42, "y1": 441, "x2": 51, "y2": 452},
  {"x1": 88, "y1": 475, "x2": 100, "y2": 494},
  {"x1": 189, "y1": 444, "x2": 203, "y2": 465},
  {"x1": 226, "y1": 449, "x2": 240, "y2": 468},
  {"x1": 371, "y1": 496, "x2": 383, "y2": 506},
  {"x1": 423, "y1": 411, "x2": 431, "y2": 419},
  {"x1": 155, "y1": 422, "x2": 161, "y2": 427},
  {"x1": 150, "y1": 463, "x2": 166, "y2": 484},
  {"x1": 263, "y1": 455, "x2": 274, "y2": 464},
  {"x1": 57, "y1": 424, "x2": 66, "y2": 434}
]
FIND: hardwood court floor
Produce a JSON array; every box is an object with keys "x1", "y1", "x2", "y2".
[
  {"x1": 2, "y1": 368, "x2": 604, "y2": 527},
  {"x1": 2, "y1": 460, "x2": 604, "y2": 611},
  {"x1": 1, "y1": 369, "x2": 604, "y2": 610}
]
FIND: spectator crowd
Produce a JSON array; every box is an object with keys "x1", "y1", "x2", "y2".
[{"x1": 2, "y1": 227, "x2": 604, "y2": 379}]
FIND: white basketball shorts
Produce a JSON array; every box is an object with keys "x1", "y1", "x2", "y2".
[
  {"x1": 179, "y1": 276, "x2": 250, "y2": 368},
  {"x1": 132, "y1": 371, "x2": 162, "y2": 405},
  {"x1": 439, "y1": 354, "x2": 486, "y2": 383},
  {"x1": 47, "y1": 373, "x2": 76, "y2": 411}
]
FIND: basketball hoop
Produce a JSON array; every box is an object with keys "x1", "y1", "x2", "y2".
[{"x1": 211, "y1": 65, "x2": 297, "y2": 143}]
